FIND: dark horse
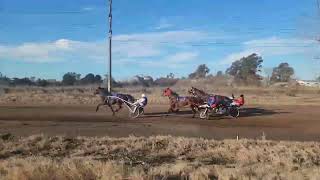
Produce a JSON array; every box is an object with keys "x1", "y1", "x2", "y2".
[
  {"x1": 94, "y1": 87, "x2": 135, "y2": 115},
  {"x1": 188, "y1": 86, "x2": 212, "y2": 101},
  {"x1": 188, "y1": 86, "x2": 237, "y2": 106},
  {"x1": 163, "y1": 87, "x2": 203, "y2": 118}
]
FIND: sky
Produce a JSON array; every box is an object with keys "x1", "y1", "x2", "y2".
[{"x1": 0, "y1": 0, "x2": 320, "y2": 80}]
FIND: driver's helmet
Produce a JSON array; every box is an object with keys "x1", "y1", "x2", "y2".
[{"x1": 141, "y1": 94, "x2": 146, "y2": 98}]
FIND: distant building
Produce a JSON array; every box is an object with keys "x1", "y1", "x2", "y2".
[
  {"x1": 296, "y1": 80, "x2": 320, "y2": 87},
  {"x1": 129, "y1": 75, "x2": 153, "y2": 86}
]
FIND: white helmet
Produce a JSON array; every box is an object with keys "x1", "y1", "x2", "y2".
[{"x1": 141, "y1": 94, "x2": 146, "y2": 98}]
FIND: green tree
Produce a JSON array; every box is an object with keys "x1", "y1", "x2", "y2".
[
  {"x1": 36, "y1": 79, "x2": 49, "y2": 87},
  {"x1": 0, "y1": 73, "x2": 10, "y2": 86},
  {"x1": 270, "y1": 63, "x2": 294, "y2": 83},
  {"x1": 316, "y1": 76, "x2": 320, "y2": 82},
  {"x1": 80, "y1": 73, "x2": 95, "y2": 84},
  {"x1": 12, "y1": 78, "x2": 34, "y2": 86},
  {"x1": 62, "y1": 72, "x2": 78, "y2": 85},
  {"x1": 216, "y1": 71, "x2": 223, "y2": 77},
  {"x1": 166, "y1": 73, "x2": 175, "y2": 79},
  {"x1": 94, "y1": 75, "x2": 102, "y2": 83},
  {"x1": 188, "y1": 64, "x2": 210, "y2": 79},
  {"x1": 226, "y1": 53, "x2": 263, "y2": 83}
]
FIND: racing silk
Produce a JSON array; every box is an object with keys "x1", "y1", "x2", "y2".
[
  {"x1": 207, "y1": 96, "x2": 216, "y2": 107},
  {"x1": 111, "y1": 92, "x2": 118, "y2": 97},
  {"x1": 136, "y1": 97, "x2": 148, "y2": 107},
  {"x1": 234, "y1": 96, "x2": 244, "y2": 106},
  {"x1": 177, "y1": 96, "x2": 187, "y2": 101},
  {"x1": 106, "y1": 92, "x2": 119, "y2": 101}
]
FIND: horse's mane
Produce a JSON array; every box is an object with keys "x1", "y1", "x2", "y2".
[
  {"x1": 172, "y1": 91, "x2": 179, "y2": 97},
  {"x1": 193, "y1": 87, "x2": 208, "y2": 95},
  {"x1": 96, "y1": 87, "x2": 135, "y2": 103},
  {"x1": 166, "y1": 88, "x2": 180, "y2": 97}
]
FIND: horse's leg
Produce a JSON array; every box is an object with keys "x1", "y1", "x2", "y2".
[
  {"x1": 115, "y1": 103, "x2": 123, "y2": 112},
  {"x1": 190, "y1": 104, "x2": 196, "y2": 118},
  {"x1": 108, "y1": 103, "x2": 116, "y2": 116},
  {"x1": 168, "y1": 104, "x2": 173, "y2": 113},
  {"x1": 168, "y1": 102, "x2": 175, "y2": 113},
  {"x1": 175, "y1": 106, "x2": 180, "y2": 113},
  {"x1": 173, "y1": 102, "x2": 179, "y2": 112},
  {"x1": 96, "y1": 102, "x2": 105, "y2": 112},
  {"x1": 168, "y1": 99, "x2": 179, "y2": 113},
  {"x1": 103, "y1": 98, "x2": 110, "y2": 111},
  {"x1": 167, "y1": 101, "x2": 172, "y2": 113}
]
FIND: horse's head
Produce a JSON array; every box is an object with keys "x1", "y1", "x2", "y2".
[
  {"x1": 188, "y1": 87, "x2": 196, "y2": 96},
  {"x1": 94, "y1": 86, "x2": 104, "y2": 95},
  {"x1": 163, "y1": 87, "x2": 173, "y2": 97}
]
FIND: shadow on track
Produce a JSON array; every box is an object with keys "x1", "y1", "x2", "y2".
[
  {"x1": 142, "y1": 107, "x2": 290, "y2": 119},
  {"x1": 143, "y1": 110, "x2": 194, "y2": 118},
  {"x1": 239, "y1": 107, "x2": 290, "y2": 117}
]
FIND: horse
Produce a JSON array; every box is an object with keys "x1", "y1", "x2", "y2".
[
  {"x1": 188, "y1": 86, "x2": 211, "y2": 101},
  {"x1": 188, "y1": 86, "x2": 239, "y2": 107},
  {"x1": 162, "y1": 87, "x2": 203, "y2": 118},
  {"x1": 94, "y1": 87, "x2": 135, "y2": 115}
]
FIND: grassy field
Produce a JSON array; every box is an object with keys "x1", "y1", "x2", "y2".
[
  {"x1": 1, "y1": 83, "x2": 320, "y2": 106},
  {"x1": 1, "y1": 134, "x2": 320, "y2": 180},
  {"x1": 1, "y1": 83, "x2": 320, "y2": 179}
]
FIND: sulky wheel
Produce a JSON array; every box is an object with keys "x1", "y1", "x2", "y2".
[
  {"x1": 228, "y1": 106, "x2": 240, "y2": 118},
  {"x1": 129, "y1": 107, "x2": 144, "y2": 119},
  {"x1": 199, "y1": 108, "x2": 210, "y2": 120}
]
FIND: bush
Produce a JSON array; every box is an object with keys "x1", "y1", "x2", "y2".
[
  {"x1": 62, "y1": 72, "x2": 79, "y2": 86},
  {"x1": 154, "y1": 78, "x2": 179, "y2": 87},
  {"x1": 36, "y1": 79, "x2": 49, "y2": 87}
]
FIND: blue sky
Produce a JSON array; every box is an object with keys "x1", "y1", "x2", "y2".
[{"x1": 0, "y1": 0, "x2": 319, "y2": 80}]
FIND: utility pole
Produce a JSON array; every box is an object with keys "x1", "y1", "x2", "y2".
[
  {"x1": 317, "y1": 0, "x2": 320, "y2": 42},
  {"x1": 107, "y1": 0, "x2": 112, "y2": 92}
]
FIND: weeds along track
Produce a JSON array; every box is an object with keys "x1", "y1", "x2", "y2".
[
  {"x1": 1, "y1": 85, "x2": 320, "y2": 106},
  {"x1": 1, "y1": 134, "x2": 320, "y2": 179}
]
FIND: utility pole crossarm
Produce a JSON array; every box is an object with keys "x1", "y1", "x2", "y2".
[{"x1": 107, "y1": 0, "x2": 112, "y2": 92}]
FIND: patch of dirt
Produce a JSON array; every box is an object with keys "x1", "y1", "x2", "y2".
[{"x1": 0, "y1": 105, "x2": 320, "y2": 141}]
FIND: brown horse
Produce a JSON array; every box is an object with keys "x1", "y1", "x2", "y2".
[
  {"x1": 188, "y1": 86, "x2": 240, "y2": 106},
  {"x1": 163, "y1": 87, "x2": 203, "y2": 118},
  {"x1": 94, "y1": 87, "x2": 135, "y2": 115},
  {"x1": 188, "y1": 86, "x2": 211, "y2": 101}
]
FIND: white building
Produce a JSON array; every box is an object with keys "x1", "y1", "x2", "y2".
[{"x1": 296, "y1": 80, "x2": 320, "y2": 87}]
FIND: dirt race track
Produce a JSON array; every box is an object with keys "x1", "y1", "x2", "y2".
[{"x1": 0, "y1": 104, "x2": 319, "y2": 141}]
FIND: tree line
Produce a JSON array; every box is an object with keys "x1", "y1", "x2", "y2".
[
  {"x1": 0, "y1": 72, "x2": 102, "y2": 87},
  {"x1": 0, "y1": 53, "x2": 314, "y2": 87},
  {"x1": 187, "y1": 53, "x2": 296, "y2": 85}
]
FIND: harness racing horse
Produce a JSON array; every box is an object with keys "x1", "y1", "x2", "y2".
[
  {"x1": 94, "y1": 87, "x2": 135, "y2": 116},
  {"x1": 188, "y1": 86, "x2": 233, "y2": 106},
  {"x1": 188, "y1": 86, "x2": 211, "y2": 101},
  {"x1": 163, "y1": 88, "x2": 203, "y2": 118}
]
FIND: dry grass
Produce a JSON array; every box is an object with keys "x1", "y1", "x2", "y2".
[
  {"x1": 1, "y1": 134, "x2": 320, "y2": 179},
  {"x1": 1, "y1": 84, "x2": 320, "y2": 106}
]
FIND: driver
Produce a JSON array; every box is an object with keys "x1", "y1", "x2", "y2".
[
  {"x1": 233, "y1": 94, "x2": 245, "y2": 106},
  {"x1": 207, "y1": 95, "x2": 220, "y2": 109},
  {"x1": 207, "y1": 95, "x2": 232, "y2": 114},
  {"x1": 133, "y1": 94, "x2": 148, "y2": 108}
]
